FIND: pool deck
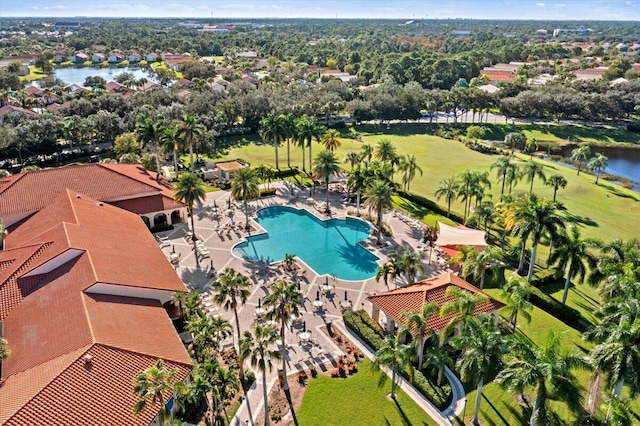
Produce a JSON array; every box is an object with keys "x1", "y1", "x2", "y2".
[{"x1": 155, "y1": 181, "x2": 458, "y2": 425}]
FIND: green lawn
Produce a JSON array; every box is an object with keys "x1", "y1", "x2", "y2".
[
  {"x1": 214, "y1": 123, "x2": 640, "y2": 242},
  {"x1": 19, "y1": 65, "x2": 47, "y2": 82},
  {"x1": 296, "y1": 359, "x2": 436, "y2": 426}
]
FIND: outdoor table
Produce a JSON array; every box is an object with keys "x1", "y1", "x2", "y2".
[
  {"x1": 255, "y1": 308, "x2": 265, "y2": 318},
  {"x1": 340, "y1": 300, "x2": 352, "y2": 309},
  {"x1": 322, "y1": 284, "x2": 333, "y2": 294},
  {"x1": 299, "y1": 331, "x2": 311, "y2": 342},
  {"x1": 312, "y1": 300, "x2": 324, "y2": 310},
  {"x1": 169, "y1": 253, "x2": 180, "y2": 263}
]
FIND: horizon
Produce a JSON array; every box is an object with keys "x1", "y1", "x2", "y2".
[{"x1": 3, "y1": 0, "x2": 640, "y2": 21}]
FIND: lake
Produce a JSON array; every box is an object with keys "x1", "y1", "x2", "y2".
[
  {"x1": 34, "y1": 66, "x2": 155, "y2": 86},
  {"x1": 559, "y1": 145, "x2": 640, "y2": 185}
]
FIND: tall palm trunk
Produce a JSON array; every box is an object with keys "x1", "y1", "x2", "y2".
[
  {"x1": 473, "y1": 379, "x2": 484, "y2": 425},
  {"x1": 376, "y1": 206, "x2": 383, "y2": 244},
  {"x1": 301, "y1": 141, "x2": 306, "y2": 171},
  {"x1": 390, "y1": 369, "x2": 397, "y2": 397},
  {"x1": 518, "y1": 240, "x2": 527, "y2": 272},
  {"x1": 417, "y1": 336, "x2": 425, "y2": 370},
  {"x1": 530, "y1": 382, "x2": 546, "y2": 426},
  {"x1": 286, "y1": 139, "x2": 291, "y2": 168},
  {"x1": 189, "y1": 140, "x2": 194, "y2": 173},
  {"x1": 561, "y1": 265, "x2": 573, "y2": 304},
  {"x1": 527, "y1": 242, "x2": 538, "y2": 283},
  {"x1": 274, "y1": 139, "x2": 279, "y2": 170},
  {"x1": 308, "y1": 142, "x2": 312, "y2": 174},
  {"x1": 280, "y1": 321, "x2": 289, "y2": 391},
  {"x1": 234, "y1": 306, "x2": 254, "y2": 425},
  {"x1": 501, "y1": 171, "x2": 506, "y2": 195},
  {"x1": 173, "y1": 150, "x2": 178, "y2": 176},
  {"x1": 263, "y1": 371, "x2": 270, "y2": 426}
]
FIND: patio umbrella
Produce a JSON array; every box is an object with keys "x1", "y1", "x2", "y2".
[
  {"x1": 316, "y1": 290, "x2": 320, "y2": 300},
  {"x1": 344, "y1": 290, "x2": 348, "y2": 301},
  {"x1": 228, "y1": 197, "x2": 231, "y2": 208},
  {"x1": 258, "y1": 298, "x2": 261, "y2": 308},
  {"x1": 297, "y1": 282, "x2": 301, "y2": 291},
  {"x1": 210, "y1": 259, "x2": 213, "y2": 269},
  {"x1": 213, "y1": 200, "x2": 217, "y2": 208},
  {"x1": 302, "y1": 321, "x2": 306, "y2": 332}
]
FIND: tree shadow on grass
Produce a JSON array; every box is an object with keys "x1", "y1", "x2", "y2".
[
  {"x1": 561, "y1": 211, "x2": 598, "y2": 228},
  {"x1": 480, "y1": 392, "x2": 516, "y2": 426},
  {"x1": 603, "y1": 184, "x2": 640, "y2": 201}
]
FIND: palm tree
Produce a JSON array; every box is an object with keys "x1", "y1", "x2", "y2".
[
  {"x1": 550, "y1": 226, "x2": 597, "y2": 304},
  {"x1": 522, "y1": 159, "x2": 547, "y2": 194},
  {"x1": 178, "y1": 113, "x2": 205, "y2": 173},
  {"x1": 588, "y1": 320, "x2": 640, "y2": 401},
  {"x1": 372, "y1": 334, "x2": 414, "y2": 399},
  {"x1": 375, "y1": 263, "x2": 397, "y2": 288},
  {"x1": 320, "y1": 128, "x2": 342, "y2": 151},
  {"x1": 133, "y1": 359, "x2": 179, "y2": 425},
  {"x1": 440, "y1": 286, "x2": 489, "y2": 337},
  {"x1": 506, "y1": 194, "x2": 565, "y2": 282},
  {"x1": 587, "y1": 238, "x2": 640, "y2": 297},
  {"x1": 263, "y1": 279, "x2": 302, "y2": 392},
  {"x1": 212, "y1": 268, "x2": 251, "y2": 352},
  {"x1": 241, "y1": 323, "x2": 281, "y2": 426},
  {"x1": 544, "y1": 174, "x2": 567, "y2": 202},
  {"x1": 295, "y1": 114, "x2": 323, "y2": 172},
  {"x1": 260, "y1": 112, "x2": 285, "y2": 170},
  {"x1": 231, "y1": 167, "x2": 260, "y2": 230},
  {"x1": 374, "y1": 138, "x2": 398, "y2": 165},
  {"x1": 588, "y1": 153, "x2": 608, "y2": 185},
  {"x1": 173, "y1": 172, "x2": 206, "y2": 241},
  {"x1": 468, "y1": 201, "x2": 495, "y2": 231},
  {"x1": 570, "y1": 145, "x2": 591, "y2": 175},
  {"x1": 388, "y1": 243, "x2": 426, "y2": 285},
  {"x1": 282, "y1": 113, "x2": 296, "y2": 168},
  {"x1": 505, "y1": 132, "x2": 526, "y2": 154},
  {"x1": 451, "y1": 315, "x2": 506, "y2": 426},
  {"x1": 462, "y1": 246, "x2": 503, "y2": 290},
  {"x1": 0, "y1": 337, "x2": 10, "y2": 361},
  {"x1": 312, "y1": 150, "x2": 341, "y2": 208},
  {"x1": 360, "y1": 143, "x2": 374, "y2": 163},
  {"x1": 398, "y1": 154, "x2": 423, "y2": 192},
  {"x1": 501, "y1": 276, "x2": 533, "y2": 330},
  {"x1": 434, "y1": 177, "x2": 459, "y2": 217},
  {"x1": 497, "y1": 332, "x2": 589, "y2": 426},
  {"x1": 135, "y1": 112, "x2": 165, "y2": 176},
  {"x1": 363, "y1": 178, "x2": 395, "y2": 245},
  {"x1": 161, "y1": 122, "x2": 184, "y2": 175},
  {"x1": 343, "y1": 151, "x2": 360, "y2": 169},
  {"x1": 524, "y1": 137, "x2": 538, "y2": 159},
  {"x1": 491, "y1": 155, "x2": 517, "y2": 195},
  {"x1": 399, "y1": 302, "x2": 439, "y2": 369}
]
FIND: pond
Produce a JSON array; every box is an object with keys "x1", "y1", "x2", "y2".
[
  {"x1": 32, "y1": 66, "x2": 155, "y2": 86},
  {"x1": 558, "y1": 145, "x2": 640, "y2": 185}
]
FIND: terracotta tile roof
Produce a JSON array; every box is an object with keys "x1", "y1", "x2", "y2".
[
  {"x1": 2, "y1": 345, "x2": 191, "y2": 426},
  {"x1": 368, "y1": 272, "x2": 504, "y2": 334},
  {"x1": 0, "y1": 189, "x2": 191, "y2": 424},
  {"x1": 480, "y1": 68, "x2": 517, "y2": 82},
  {"x1": 217, "y1": 160, "x2": 246, "y2": 172},
  {"x1": 0, "y1": 163, "x2": 184, "y2": 220},
  {"x1": 110, "y1": 193, "x2": 184, "y2": 214}
]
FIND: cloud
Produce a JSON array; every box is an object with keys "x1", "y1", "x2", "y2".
[
  {"x1": 536, "y1": 2, "x2": 546, "y2": 7},
  {"x1": 218, "y1": 3, "x2": 283, "y2": 10},
  {"x1": 554, "y1": 2, "x2": 566, "y2": 6}
]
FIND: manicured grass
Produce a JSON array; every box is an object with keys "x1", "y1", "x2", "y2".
[
  {"x1": 296, "y1": 359, "x2": 436, "y2": 426},
  {"x1": 214, "y1": 123, "x2": 640, "y2": 242},
  {"x1": 19, "y1": 66, "x2": 47, "y2": 82}
]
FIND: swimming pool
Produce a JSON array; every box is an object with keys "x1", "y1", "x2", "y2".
[{"x1": 232, "y1": 206, "x2": 379, "y2": 281}]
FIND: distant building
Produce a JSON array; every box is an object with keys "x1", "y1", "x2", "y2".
[
  {"x1": 480, "y1": 67, "x2": 517, "y2": 83},
  {"x1": 572, "y1": 66, "x2": 608, "y2": 81}
]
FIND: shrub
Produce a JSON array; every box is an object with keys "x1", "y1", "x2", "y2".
[
  {"x1": 343, "y1": 311, "x2": 384, "y2": 350},
  {"x1": 402, "y1": 368, "x2": 452, "y2": 410},
  {"x1": 259, "y1": 188, "x2": 277, "y2": 197},
  {"x1": 398, "y1": 190, "x2": 465, "y2": 224},
  {"x1": 309, "y1": 365, "x2": 317, "y2": 377},
  {"x1": 270, "y1": 405, "x2": 282, "y2": 422},
  {"x1": 529, "y1": 269, "x2": 558, "y2": 287},
  {"x1": 353, "y1": 310, "x2": 385, "y2": 337},
  {"x1": 626, "y1": 122, "x2": 640, "y2": 132},
  {"x1": 243, "y1": 370, "x2": 256, "y2": 388},
  {"x1": 528, "y1": 285, "x2": 588, "y2": 331}
]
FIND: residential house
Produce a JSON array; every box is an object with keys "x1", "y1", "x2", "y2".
[
  {"x1": 209, "y1": 76, "x2": 230, "y2": 92},
  {"x1": 0, "y1": 105, "x2": 36, "y2": 124},
  {"x1": 105, "y1": 81, "x2": 132, "y2": 95},
  {"x1": 0, "y1": 163, "x2": 186, "y2": 229},
  {"x1": 0, "y1": 188, "x2": 192, "y2": 425},
  {"x1": 146, "y1": 53, "x2": 158, "y2": 62},
  {"x1": 572, "y1": 66, "x2": 609, "y2": 81},
  {"x1": 163, "y1": 54, "x2": 195, "y2": 72},
  {"x1": 53, "y1": 49, "x2": 69, "y2": 63},
  {"x1": 138, "y1": 80, "x2": 161, "y2": 92},
  {"x1": 64, "y1": 83, "x2": 91, "y2": 94},
  {"x1": 73, "y1": 52, "x2": 89, "y2": 64},
  {"x1": 210, "y1": 160, "x2": 249, "y2": 181},
  {"x1": 128, "y1": 51, "x2": 142, "y2": 63},
  {"x1": 479, "y1": 67, "x2": 517, "y2": 83},
  {"x1": 107, "y1": 51, "x2": 125, "y2": 64},
  {"x1": 91, "y1": 53, "x2": 106, "y2": 63},
  {"x1": 176, "y1": 78, "x2": 196, "y2": 89}
]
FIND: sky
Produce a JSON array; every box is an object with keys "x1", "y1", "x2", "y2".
[{"x1": 2, "y1": 0, "x2": 639, "y2": 20}]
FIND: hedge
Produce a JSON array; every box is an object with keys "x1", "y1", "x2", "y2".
[
  {"x1": 259, "y1": 188, "x2": 277, "y2": 197},
  {"x1": 528, "y1": 285, "x2": 589, "y2": 332},
  {"x1": 397, "y1": 190, "x2": 465, "y2": 225},
  {"x1": 529, "y1": 269, "x2": 558, "y2": 287},
  {"x1": 343, "y1": 310, "x2": 452, "y2": 410}
]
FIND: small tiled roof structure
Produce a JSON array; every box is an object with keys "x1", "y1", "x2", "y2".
[
  {"x1": 0, "y1": 189, "x2": 191, "y2": 425},
  {"x1": 368, "y1": 272, "x2": 505, "y2": 335},
  {"x1": 216, "y1": 160, "x2": 246, "y2": 173},
  {"x1": 480, "y1": 68, "x2": 517, "y2": 82},
  {"x1": 0, "y1": 163, "x2": 184, "y2": 227}
]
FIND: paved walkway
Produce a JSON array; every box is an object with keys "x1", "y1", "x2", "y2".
[{"x1": 156, "y1": 181, "x2": 465, "y2": 425}]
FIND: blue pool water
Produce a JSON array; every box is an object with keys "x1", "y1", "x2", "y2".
[{"x1": 232, "y1": 206, "x2": 379, "y2": 281}]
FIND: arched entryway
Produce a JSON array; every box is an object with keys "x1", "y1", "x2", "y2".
[
  {"x1": 170, "y1": 210, "x2": 183, "y2": 224},
  {"x1": 141, "y1": 215, "x2": 151, "y2": 229},
  {"x1": 153, "y1": 213, "x2": 167, "y2": 227}
]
